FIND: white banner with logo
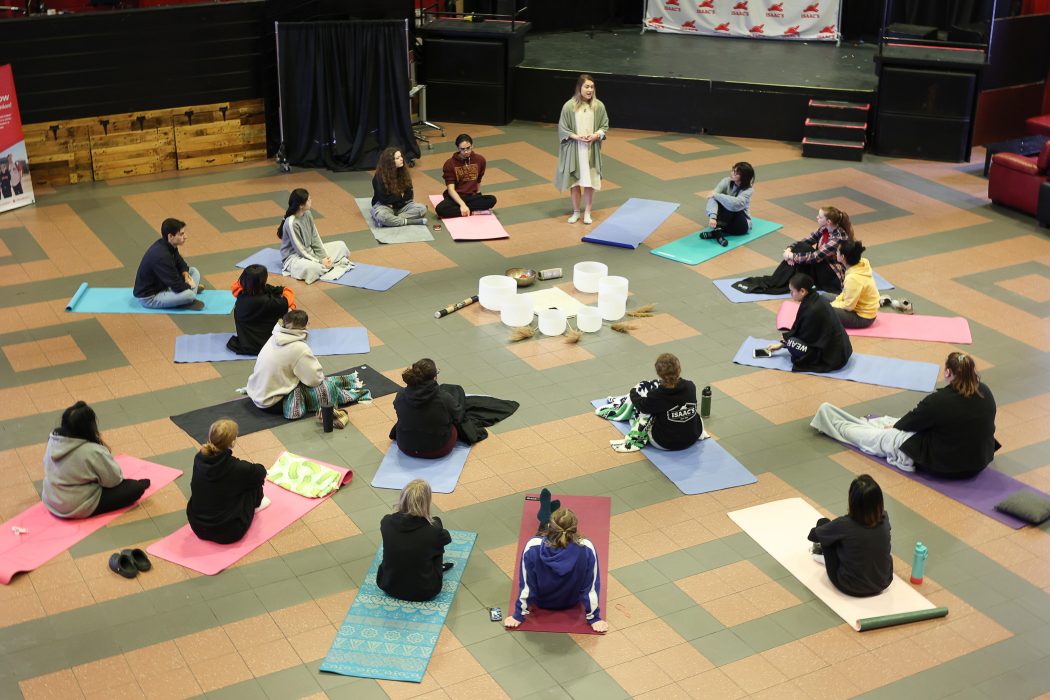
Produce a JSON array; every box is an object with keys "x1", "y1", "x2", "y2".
[{"x1": 644, "y1": 0, "x2": 841, "y2": 41}]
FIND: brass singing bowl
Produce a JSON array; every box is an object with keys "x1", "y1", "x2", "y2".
[{"x1": 505, "y1": 267, "x2": 537, "y2": 287}]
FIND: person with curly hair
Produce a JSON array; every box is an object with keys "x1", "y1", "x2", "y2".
[{"x1": 371, "y1": 147, "x2": 427, "y2": 228}]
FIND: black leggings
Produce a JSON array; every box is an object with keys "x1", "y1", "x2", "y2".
[
  {"x1": 435, "y1": 192, "x2": 497, "y2": 218},
  {"x1": 714, "y1": 202, "x2": 750, "y2": 236},
  {"x1": 92, "y1": 479, "x2": 150, "y2": 516}
]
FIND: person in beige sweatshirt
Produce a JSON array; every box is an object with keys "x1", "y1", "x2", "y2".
[{"x1": 831, "y1": 240, "x2": 879, "y2": 329}]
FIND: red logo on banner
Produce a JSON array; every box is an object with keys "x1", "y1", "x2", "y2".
[
  {"x1": 681, "y1": 19, "x2": 699, "y2": 30},
  {"x1": 649, "y1": 15, "x2": 665, "y2": 24},
  {"x1": 665, "y1": 0, "x2": 681, "y2": 11},
  {"x1": 766, "y1": 1, "x2": 784, "y2": 15},
  {"x1": 802, "y1": 2, "x2": 820, "y2": 17},
  {"x1": 714, "y1": 21, "x2": 731, "y2": 31},
  {"x1": 731, "y1": 0, "x2": 749, "y2": 13},
  {"x1": 749, "y1": 23, "x2": 765, "y2": 33},
  {"x1": 818, "y1": 23, "x2": 836, "y2": 34},
  {"x1": 696, "y1": 0, "x2": 716, "y2": 13},
  {"x1": 783, "y1": 24, "x2": 801, "y2": 36}
]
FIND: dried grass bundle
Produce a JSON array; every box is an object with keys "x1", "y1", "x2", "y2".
[
  {"x1": 610, "y1": 322, "x2": 637, "y2": 334},
  {"x1": 509, "y1": 326, "x2": 535, "y2": 342},
  {"x1": 627, "y1": 303, "x2": 657, "y2": 318},
  {"x1": 563, "y1": 327, "x2": 583, "y2": 344}
]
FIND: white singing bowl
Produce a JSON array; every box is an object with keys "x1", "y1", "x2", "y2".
[
  {"x1": 576, "y1": 306, "x2": 603, "y2": 332},
  {"x1": 573, "y1": 261, "x2": 609, "y2": 293},
  {"x1": 478, "y1": 274, "x2": 517, "y2": 311},
  {"x1": 500, "y1": 295, "x2": 534, "y2": 327},
  {"x1": 598, "y1": 275, "x2": 628, "y2": 299},
  {"x1": 538, "y1": 308, "x2": 568, "y2": 336},
  {"x1": 599, "y1": 293, "x2": 627, "y2": 321}
]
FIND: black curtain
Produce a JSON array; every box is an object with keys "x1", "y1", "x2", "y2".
[{"x1": 277, "y1": 20, "x2": 421, "y2": 171}]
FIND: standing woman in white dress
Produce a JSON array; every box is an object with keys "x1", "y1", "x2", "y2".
[{"x1": 555, "y1": 74, "x2": 609, "y2": 225}]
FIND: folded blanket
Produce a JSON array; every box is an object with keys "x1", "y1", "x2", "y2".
[{"x1": 266, "y1": 452, "x2": 343, "y2": 498}]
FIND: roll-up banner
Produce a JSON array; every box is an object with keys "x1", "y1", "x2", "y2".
[{"x1": 0, "y1": 64, "x2": 35, "y2": 215}]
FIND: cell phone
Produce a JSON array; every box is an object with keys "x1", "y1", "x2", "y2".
[
  {"x1": 489, "y1": 607, "x2": 503, "y2": 622},
  {"x1": 753, "y1": 347, "x2": 772, "y2": 358}
]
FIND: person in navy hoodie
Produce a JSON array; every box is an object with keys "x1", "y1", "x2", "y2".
[{"x1": 505, "y1": 507, "x2": 607, "y2": 633}]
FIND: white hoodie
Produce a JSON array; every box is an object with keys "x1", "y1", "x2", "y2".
[{"x1": 247, "y1": 324, "x2": 324, "y2": 408}]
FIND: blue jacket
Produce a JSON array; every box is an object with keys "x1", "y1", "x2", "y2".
[
  {"x1": 134, "y1": 238, "x2": 190, "y2": 297},
  {"x1": 513, "y1": 537, "x2": 601, "y2": 622}
]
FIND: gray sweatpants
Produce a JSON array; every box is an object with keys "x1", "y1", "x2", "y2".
[
  {"x1": 810, "y1": 402, "x2": 916, "y2": 471},
  {"x1": 284, "y1": 241, "x2": 350, "y2": 284},
  {"x1": 371, "y1": 201, "x2": 427, "y2": 228}
]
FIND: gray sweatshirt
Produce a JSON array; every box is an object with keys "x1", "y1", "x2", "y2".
[
  {"x1": 280, "y1": 212, "x2": 326, "y2": 264},
  {"x1": 41, "y1": 433, "x2": 124, "y2": 518}
]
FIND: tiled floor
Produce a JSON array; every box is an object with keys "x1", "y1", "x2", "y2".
[{"x1": 2, "y1": 120, "x2": 1050, "y2": 700}]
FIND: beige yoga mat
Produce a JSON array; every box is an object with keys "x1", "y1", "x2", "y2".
[{"x1": 728, "y1": 498, "x2": 946, "y2": 631}]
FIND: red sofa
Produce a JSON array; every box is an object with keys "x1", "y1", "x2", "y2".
[
  {"x1": 988, "y1": 141, "x2": 1050, "y2": 222},
  {"x1": 1026, "y1": 69, "x2": 1050, "y2": 137}
]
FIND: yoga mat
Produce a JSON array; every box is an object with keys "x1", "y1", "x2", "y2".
[
  {"x1": 65, "y1": 283, "x2": 235, "y2": 315},
  {"x1": 834, "y1": 438, "x2": 1044, "y2": 529},
  {"x1": 732, "y1": 337, "x2": 939, "y2": 392},
  {"x1": 775, "y1": 302, "x2": 972, "y2": 344},
  {"x1": 581, "y1": 198, "x2": 680, "y2": 249},
  {"x1": 319, "y1": 530, "x2": 476, "y2": 682},
  {"x1": 234, "y1": 249, "x2": 409, "y2": 292},
  {"x1": 589, "y1": 399, "x2": 756, "y2": 495},
  {"x1": 713, "y1": 272, "x2": 895, "y2": 303},
  {"x1": 147, "y1": 453, "x2": 352, "y2": 576},
  {"x1": 173, "y1": 328, "x2": 370, "y2": 363},
  {"x1": 506, "y1": 494, "x2": 610, "y2": 635},
  {"x1": 0, "y1": 456, "x2": 182, "y2": 585},
  {"x1": 355, "y1": 197, "x2": 433, "y2": 244},
  {"x1": 170, "y1": 365, "x2": 401, "y2": 444},
  {"x1": 649, "y1": 217, "x2": 783, "y2": 265},
  {"x1": 371, "y1": 442, "x2": 471, "y2": 494},
  {"x1": 729, "y1": 498, "x2": 946, "y2": 631},
  {"x1": 428, "y1": 195, "x2": 509, "y2": 240}
]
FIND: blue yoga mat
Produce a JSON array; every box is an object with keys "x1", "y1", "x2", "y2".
[
  {"x1": 713, "y1": 272, "x2": 895, "y2": 303},
  {"x1": 649, "y1": 217, "x2": 783, "y2": 265},
  {"x1": 732, "y1": 336, "x2": 939, "y2": 392},
  {"x1": 371, "y1": 442, "x2": 471, "y2": 494},
  {"x1": 589, "y1": 399, "x2": 756, "y2": 495},
  {"x1": 234, "y1": 249, "x2": 409, "y2": 292},
  {"x1": 173, "y1": 328, "x2": 370, "y2": 363},
  {"x1": 320, "y1": 530, "x2": 476, "y2": 682},
  {"x1": 582, "y1": 198, "x2": 680, "y2": 249},
  {"x1": 65, "y1": 283, "x2": 235, "y2": 315}
]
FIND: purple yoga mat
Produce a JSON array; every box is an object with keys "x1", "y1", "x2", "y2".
[{"x1": 836, "y1": 441, "x2": 1042, "y2": 529}]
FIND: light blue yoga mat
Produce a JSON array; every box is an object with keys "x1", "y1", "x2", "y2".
[
  {"x1": 649, "y1": 217, "x2": 783, "y2": 265},
  {"x1": 371, "y1": 442, "x2": 471, "y2": 494},
  {"x1": 65, "y1": 283, "x2": 235, "y2": 315},
  {"x1": 234, "y1": 248, "x2": 409, "y2": 292},
  {"x1": 589, "y1": 399, "x2": 756, "y2": 495},
  {"x1": 173, "y1": 327, "x2": 370, "y2": 363},
  {"x1": 319, "y1": 530, "x2": 476, "y2": 682},
  {"x1": 713, "y1": 272, "x2": 895, "y2": 303},
  {"x1": 732, "y1": 336, "x2": 939, "y2": 392},
  {"x1": 582, "y1": 198, "x2": 680, "y2": 249}
]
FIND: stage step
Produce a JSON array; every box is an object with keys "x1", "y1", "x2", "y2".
[
  {"x1": 802, "y1": 137, "x2": 865, "y2": 162},
  {"x1": 804, "y1": 118, "x2": 867, "y2": 143},
  {"x1": 807, "y1": 99, "x2": 870, "y2": 124}
]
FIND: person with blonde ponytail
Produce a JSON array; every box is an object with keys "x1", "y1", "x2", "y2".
[
  {"x1": 505, "y1": 507, "x2": 607, "y2": 633},
  {"x1": 186, "y1": 419, "x2": 269, "y2": 544},
  {"x1": 811, "y1": 352, "x2": 999, "y2": 479},
  {"x1": 376, "y1": 480, "x2": 453, "y2": 602}
]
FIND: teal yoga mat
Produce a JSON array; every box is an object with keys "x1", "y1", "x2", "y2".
[
  {"x1": 65, "y1": 283, "x2": 235, "y2": 315},
  {"x1": 320, "y1": 530, "x2": 477, "y2": 682},
  {"x1": 650, "y1": 217, "x2": 784, "y2": 265}
]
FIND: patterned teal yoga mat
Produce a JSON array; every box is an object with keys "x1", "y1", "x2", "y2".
[
  {"x1": 320, "y1": 530, "x2": 477, "y2": 682},
  {"x1": 650, "y1": 217, "x2": 783, "y2": 265}
]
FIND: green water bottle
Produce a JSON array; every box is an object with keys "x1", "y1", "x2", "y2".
[
  {"x1": 910, "y1": 541, "x2": 928, "y2": 584},
  {"x1": 700, "y1": 386, "x2": 712, "y2": 418}
]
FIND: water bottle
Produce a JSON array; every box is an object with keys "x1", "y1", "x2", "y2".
[
  {"x1": 320, "y1": 404, "x2": 335, "y2": 433},
  {"x1": 910, "y1": 541, "x2": 928, "y2": 584},
  {"x1": 700, "y1": 386, "x2": 712, "y2": 418}
]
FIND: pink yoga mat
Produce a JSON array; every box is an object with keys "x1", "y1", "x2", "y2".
[
  {"x1": 428, "y1": 195, "x2": 510, "y2": 240},
  {"x1": 147, "y1": 454, "x2": 352, "y2": 576},
  {"x1": 776, "y1": 302, "x2": 973, "y2": 344},
  {"x1": 506, "y1": 493, "x2": 610, "y2": 635},
  {"x1": 0, "y1": 456, "x2": 183, "y2": 585}
]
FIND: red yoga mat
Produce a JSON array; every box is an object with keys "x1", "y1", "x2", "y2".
[
  {"x1": 506, "y1": 493, "x2": 611, "y2": 635},
  {"x1": 0, "y1": 456, "x2": 183, "y2": 585},
  {"x1": 776, "y1": 301, "x2": 973, "y2": 344},
  {"x1": 147, "y1": 453, "x2": 351, "y2": 576},
  {"x1": 428, "y1": 195, "x2": 510, "y2": 240}
]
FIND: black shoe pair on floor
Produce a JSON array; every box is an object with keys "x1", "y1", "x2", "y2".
[
  {"x1": 442, "y1": 562, "x2": 455, "y2": 572},
  {"x1": 700, "y1": 229, "x2": 729, "y2": 247},
  {"x1": 109, "y1": 548, "x2": 151, "y2": 578}
]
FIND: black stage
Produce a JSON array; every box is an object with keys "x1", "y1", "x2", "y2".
[{"x1": 513, "y1": 29, "x2": 879, "y2": 140}]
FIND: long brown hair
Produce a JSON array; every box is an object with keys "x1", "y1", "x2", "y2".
[
  {"x1": 376, "y1": 147, "x2": 412, "y2": 198},
  {"x1": 402, "y1": 358, "x2": 438, "y2": 386},
  {"x1": 545, "y1": 507, "x2": 583, "y2": 548},
  {"x1": 202, "y1": 419, "x2": 238, "y2": 456},
  {"x1": 572, "y1": 74, "x2": 596, "y2": 110},
  {"x1": 822, "y1": 206, "x2": 855, "y2": 243},
  {"x1": 945, "y1": 352, "x2": 983, "y2": 398}
]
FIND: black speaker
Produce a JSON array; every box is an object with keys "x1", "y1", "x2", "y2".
[
  {"x1": 425, "y1": 38, "x2": 504, "y2": 83},
  {"x1": 875, "y1": 112, "x2": 971, "y2": 161},
  {"x1": 879, "y1": 66, "x2": 976, "y2": 118}
]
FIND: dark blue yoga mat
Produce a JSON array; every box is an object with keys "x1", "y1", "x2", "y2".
[
  {"x1": 235, "y1": 249, "x2": 409, "y2": 292},
  {"x1": 174, "y1": 328, "x2": 370, "y2": 363},
  {"x1": 713, "y1": 272, "x2": 895, "y2": 303},
  {"x1": 582, "y1": 198, "x2": 680, "y2": 249},
  {"x1": 65, "y1": 283, "x2": 235, "y2": 315}
]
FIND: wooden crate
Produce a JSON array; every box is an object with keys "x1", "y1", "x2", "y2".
[
  {"x1": 89, "y1": 129, "x2": 166, "y2": 181},
  {"x1": 174, "y1": 119, "x2": 247, "y2": 170},
  {"x1": 24, "y1": 131, "x2": 78, "y2": 186}
]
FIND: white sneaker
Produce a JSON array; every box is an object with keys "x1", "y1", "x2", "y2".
[
  {"x1": 567, "y1": 212, "x2": 581, "y2": 224},
  {"x1": 255, "y1": 496, "x2": 271, "y2": 513},
  {"x1": 811, "y1": 543, "x2": 824, "y2": 565},
  {"x1": 583, "y1": 212, "x2": 593, "y2": 225}
]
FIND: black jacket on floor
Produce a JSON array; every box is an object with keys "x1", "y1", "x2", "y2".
[
  {"x1": 227, "y1": 287, "x2": 291, "y2": 355},
  {"x1": 377, "y1": 513, "x2": 452, "y2": 601},
  {"x1": 389, "y1": 382, "x2": 520, "y2": 449},
  {"x1": 186, "y1": 449, "x2": 267, "y2": 544},
  {"x1": 895, "y1": 383, "x2": 999, "y2": 478}
]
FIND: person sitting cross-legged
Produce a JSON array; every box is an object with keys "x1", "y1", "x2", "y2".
[{"x1": 133, "y1": 217, "x2": 203, "y2": 310}]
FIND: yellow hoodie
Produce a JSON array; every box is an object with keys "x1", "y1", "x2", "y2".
[{"x1": 832, "y1": 258, "x2": 879, "y2": 319}]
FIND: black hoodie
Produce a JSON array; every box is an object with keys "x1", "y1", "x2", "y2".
[
  {"x1": 376, "y1": 512, "x2": 452, "y2": 601},
  {"x1": 392, "y1": 380, "x2": 458, "y2": 453},
  {"x1": 629, "y1": 379, "x2": 702, "y2": 451},
  {"x1": 186, "y1": 449, "x2": 267, "y2": 544},
  {"x1": 227, "y1": 285, "x2": 290, "y2": 355},
  {"x1": 783, "y1": 292, "x2": 853, "y2": 373}
]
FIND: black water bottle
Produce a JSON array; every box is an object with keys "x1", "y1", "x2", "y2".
[
  {"x1": 700, "y1": 386, "x2": 712, "y2": 418},
  {"x1": 320, "y1": 404, "x2": 335, "y2": 433}
]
